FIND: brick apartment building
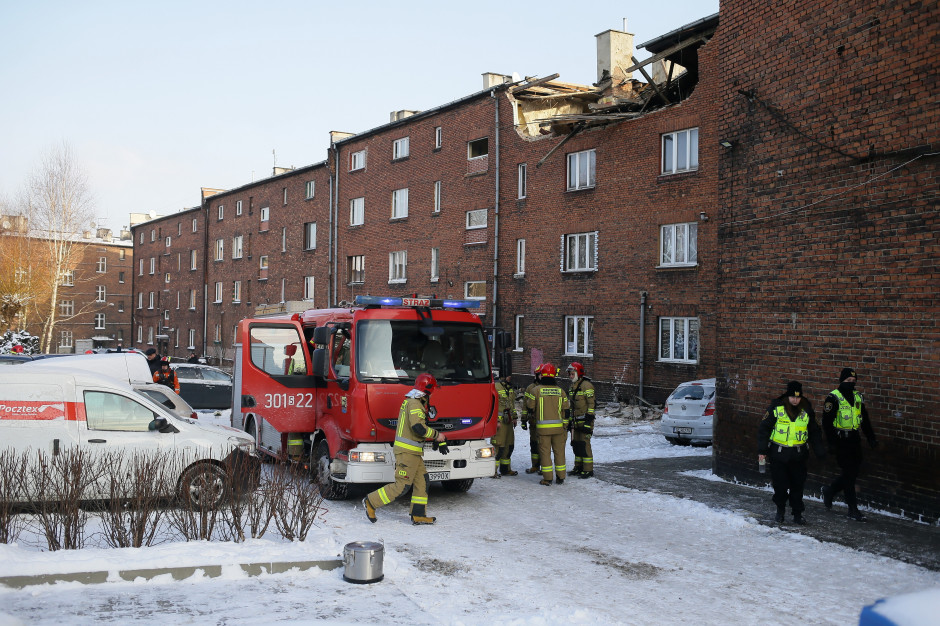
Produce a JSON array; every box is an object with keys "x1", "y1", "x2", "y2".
[{"x1": 710, "y1": 0, "x2": 939, "y2": 522}]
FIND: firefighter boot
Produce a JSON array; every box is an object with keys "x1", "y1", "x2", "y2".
[
  {"x1": 822, "y1": 485, "x2": 833, "y2": 510},
  {"x1": 491, "y1": 470, "x2": 501, "y2": 479},
  {"x1": 774, "y1": 507, "x2": 785, "y2": 524},
  {"x1": 578, "y1": 471, "x2": 594, "y2": 479},
  {"x1": 411, "y1": 515, "x2": 436, "y2": 525},
  {"x1": 502, "y1": 469, "x2": 518, "y2": 476},
  {"x1": 793, "y1": 514, "x2": 808, "y2": 526},
  {"x1": 526, "y1": 467, "x2": 540, "y2": 474},
  {"x1": 539, "y1": 479, "x2": 552, "y2": 486},
  {"x1": 363, "y1": 497, "x2": 377, "y2": 524}
]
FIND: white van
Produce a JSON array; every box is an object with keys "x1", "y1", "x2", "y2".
[{"x1": 0, "y1": 368, "x2": 259, "y2": 506}]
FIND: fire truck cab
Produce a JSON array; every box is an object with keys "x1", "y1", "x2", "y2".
[{"x1": 233, "y1": 295, "x2": 500, "y2": 499}]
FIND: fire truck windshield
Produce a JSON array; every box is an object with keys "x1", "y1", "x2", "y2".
[{"x1": 355, "y1": 320, "x2": 491, "y2": 383}]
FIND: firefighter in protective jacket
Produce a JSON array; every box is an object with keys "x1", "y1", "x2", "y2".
[
  {"x1": 363, "y1": 373, "x2": 446, "y2": 525},
  {"x1": 522, "y1": 365, "x2": 543, "y2": 473},
  {"x1": 491, "y1": 373, "x2": 517, "y2": 477},
  {"x1": 525, "y1": 364, "x2": 570, "y2": 486},
  {"x1": 153, "y1": 357, "x2": 180, "y2": 394},
  {"x1": 567, "y1": 362, "x2": 596, "y2": 478}
]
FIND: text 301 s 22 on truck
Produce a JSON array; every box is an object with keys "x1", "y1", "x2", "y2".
[{"x1": 233, "y1": 295, "x2": 506, "y2": 499}]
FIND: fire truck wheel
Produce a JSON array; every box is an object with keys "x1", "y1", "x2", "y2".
[
  {"x1": 314, "y1": 440, "x2": 348, "y2": 500},
  {"x1": 442, "y1": 478, "x2": 474, "y2": 493},
  {"x1": 178, "y1": 463, "x2": 228, "y2": 508}
]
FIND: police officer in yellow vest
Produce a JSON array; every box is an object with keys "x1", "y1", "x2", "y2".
[
  {"x1": 525, "y1": 364, "x2": 570, "y2": 486},
  {"x1": 521, "y1": 365, "x2": 544, "y2": 474},
  {"x1": 491, "y1": 373, "x2": 518, "y2": 478},
  {"x1": 757, "y1": 381, "x2": 826, "y2": 524},
  {"x1": 822, "y1": 367, "x2": 878, "y2": 522},
  {"x1": 363, "y1": 373, "x2": 446, "y2": 525},
  {"x1": 566, "y1": 362, "x2": 596, "y2": 478}
]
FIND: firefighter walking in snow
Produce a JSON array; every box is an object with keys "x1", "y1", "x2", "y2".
[
  {"x1": 363, "y1": 373, "x2": 446, "y2": 525},
  {"x1": 821, "y1": 367, "x2": 878, "y2": 522},
  {"x1": 491, "y1": 373, "x2": 517, "y2": 478},
  {"x1": 567, "y1": 362, "x2": 596, "y2": 478},
  {"x1": 757, "y1": 381, "x2": 826, "y2": 524},
  {"x1": 525, "y1": 364, "x2": 570, "y2": 486},
  {"x1": 153, "y1": 357, "x2": 180, "y2": 394},
  {"x1": 521, "y1": 365, "x2": 543, "y2": 473}
]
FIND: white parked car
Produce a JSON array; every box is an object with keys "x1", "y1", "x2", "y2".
[{"x1": 661, "y1": 378, "x2": 716, "y2": 445}]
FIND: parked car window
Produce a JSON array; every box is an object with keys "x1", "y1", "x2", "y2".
[
  {"x1": 201, "y1": 368, "x2": 232, "y2": 382},
  {"x1": 85, "y1": 391, "x2": 156, "y2": 432},
  {"x1": 173, "y1": 366, "x2": 203, "y2": 380},
  {"x1": 670, "y1": 385, "x2": 713, "y2": 401}
]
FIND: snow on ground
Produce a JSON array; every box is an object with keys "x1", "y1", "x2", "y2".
[{"x1": 1, "y1": 412, "x2": 937, "y2": 625}]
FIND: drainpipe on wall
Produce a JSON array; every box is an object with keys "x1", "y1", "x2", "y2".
[
  {"x1": 490, "y1": 88, "x2": 500, "y2": 325},
  {"x1": 202, "y1": 202, "x2": 210, "y2": 359},
  {"x1": 639, "y1": 291, "x2": 647, "y2": 401},
  {"x1": 330, "y1": 142, "x2": 339, "y2": 307},
  {"x1": 328, "y1": 166, "x2": 334, "y2": 308}
]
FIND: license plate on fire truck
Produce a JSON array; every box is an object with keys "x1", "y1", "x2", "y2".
[{"x1": 427, "y1": 471, "x2": 450, "y2": 481}]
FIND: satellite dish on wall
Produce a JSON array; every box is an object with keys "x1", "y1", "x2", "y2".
[{"x1": 148, "y1": 210, "x2": 157, "y2": 218}]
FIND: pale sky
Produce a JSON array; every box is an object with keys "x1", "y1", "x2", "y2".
[{"x1": 0, "y1": 0, "x2": 719, "y2": 231}]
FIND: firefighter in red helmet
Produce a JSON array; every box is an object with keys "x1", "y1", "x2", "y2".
[
  {"x1": 153, "y1": 357, "x2": 180, "y2": 394},
  {"x1": 567, "y1": 362, "x2": 596, "y2": 478},
  {"x1": 522, "y1": 364, "x2": 545, "y2": 473},
  {"x1": 525, "y1": 363, "x2": 570, "y2": 485},
  {"x1": 363, "y1": 373, "x2": 446, "y2": 525}
]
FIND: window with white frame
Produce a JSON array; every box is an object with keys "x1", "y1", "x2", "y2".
[
  {"x1": 388, "y1": 250, "x2": 407, "y2": 283},
  {"x1": 514, "y1": 315, "x2": 524, "y2": 351},
  {"x1": 137, "y1": 325, "x2": 142, "y2": 343},
  {"x1": 259, "y1": 255, "x2": 268, "y2": 272},
  {"x1": 150, "y1": 229, "x2": 156, "y2": 242},
  {"x1": 232, "y1": 235, "x2": 243, "y2": 259},
  {"x1": 190, "y1": 249, "x2": 197, "y2": 270},
  {"x1": 138, "y1": 259, "x2": 144, "y2": 275},
  {"x1": 260, "y1": 206, "x2": 270, "y2": 225},
  {"x1": 177, "y1": 223, "x2": 181, "y2": 236},
  {"x1": 516, "y1": 238, "x2": 526, "y2": 275},
  {"x1": 281, "y1": 227, "x2": 287, "y2": 252},
  {"x1": 163, "y1": 309, "x2": 170, "y2": 321},
  {"x1": 192, "y1": 218, "x2": 198, "y2": 232},
  {"x1": 305, "y1": 181, "x2": 315, "y2": 199},
  {"x1": 465, "y1": 281, "x2": 486, "y2": 300},
  {"x1": 433, "y1": 181, "x2": 442, "y2": 212},
  {"x1": 137, "y1": 292, "x2": 143, "y2": 309},
  {"x1": 350, "y1": 150, "x2": 366, "y2": 171},
  {"x1": 165, "y1": 236, "x2": 171, "y2": 247},
  {"x1": 118, "y1": 300, "x2": 125, "y2": 313},
  {"x1": 215, "y1": 239, "x2": 224, "y2": 261},
  {"x1": 236, "y1": 200, "x2": 243, "y2": 215},
  {"x1": 562, "y1": 231, "x2": 597, "y2": 272},
  {"x1": 348, "y1": 255, "x2": 364, "y2": 284},
  {"x1": 430, "y1": 248, "x2": 439, "y2": 282},
  {"x1": 661, "y1": 127, "x2": 699, "y2": 175},
  {"x1": 565, "y1": 315, "x2": 594, "y2": 356},
  {"x1": 232, "y1": 281, "x2": 242, "y2": 303},
  {"x1": 466, "y1": 208, "x2": 487, "y2": 230},
  {"x1": 213, "y1": 325, "x2": 220, "y2": 343},
  {"x1": 467, "y1": 138, "x2": 488, "y2": 159},
  {"x1": 119, "y1": 271, "x2": 125, "y2": 284},
  {"x1": 659, "y1": 317, "x2": 700, "y2": 363},
  {"x1": 189, "y1": 289, "x2": 196, "y2": 309},
  {"x1": 94, "y1": 313, "x2": 106, "y2": 329},
  {"x1": 434, "y1": 127, "x2": 442, "y2": 149},
  {"x1": 214, "y1": 282, "x2": 222, "y2": 303},
  {"x1": 518, "y1": 163, "x2": 527, "y2": 199},
  {"x1": 304, "y1": 222, "x2": 317, "y2": 250},
  {"x1": 60, "y1": 330, "x2": 73, "y2": 348},
  {"x1": 139, "y1": 231, "x2": 144, "y2": 244},
  {"x1": 61, "y1": 270, "x2": 74, "y2": 286},
  {"x1": 96, "y1": 285, "x2": 106, "y2": 302},
  {"x1": 176, "y1": 291, "x2": 180, "y2": 310},
  {"x1": 59, "y1": 300, "x2": 74, "y2": 316},
  {"x1": 149, "y1": 258, "x2": 155, "y2": 274},
  {"x1": 148, "y1": 292, "x2": 155, "y2": 309},
  {"x1": 174, "y1": 329, "x2": 179, "y2": 349},
  {"x1": 393, "y1": 137, "x2": 409, "y2": 159},
  {"x1": 188, "y1": 329, "x2": 196, "y2": 349},
  {"x1": 303, "y1": 276, "x2": 315, "y2": 301},
  {"x1": 96, "y1": 257, "x2": 107, "y2": 273},
  {"x1": 660, "y1": 222, "x2": 698, "y2": 266},
  {"x1": 218, "y1": 205, "x2": 224, "y2": 220},
  {"x1": 280, "y1": 278, "x2": 286, "y2": 303},
  {"x1": 282, "y1": 187, "x2": 288, "y2": 205},
  {"x1": 392, "y1": 188, "x2": 409, "y2": 219},
  {"x1": 350, "y1": 197, "x2": 364, "y2": 226},
  {"x1": 567, "y1": 149, "x2": 596, "y2": 190},
  {"x1": 120, "y1": 248, "x2": 126, "y2": 260},
  {"x1": 165, "y1": 272, "x2": 170, "y2": 284}
]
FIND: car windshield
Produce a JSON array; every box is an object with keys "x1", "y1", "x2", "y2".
[
  {"x1": 355, "y1": 320, "x2": 491, "y2": 383},
  {"x1": 137, "y1": 389, "x2": 177, "y2": 410},
  {"x1": 671, "y1": 385, "x2": 714, "y2": 401}
]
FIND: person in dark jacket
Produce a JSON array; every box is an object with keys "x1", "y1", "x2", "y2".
[
  {"x1": 145, "y1": 348, "x2": 161, "y2": 375},
  {"x1": 758, "y1": 381, "x2": 826, "y2": 525},
  {"x1": 822, "y1": 367, "x2": 878, "y2": 522}
]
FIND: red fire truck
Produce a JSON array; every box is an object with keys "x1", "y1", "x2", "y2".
[{"x1": 232, "y1": 295, "x2": 501, "y2": 499}]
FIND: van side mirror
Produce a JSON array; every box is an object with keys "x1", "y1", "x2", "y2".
[{"x1": 148, "y1": 417, "x2": 178, "y2": 433}]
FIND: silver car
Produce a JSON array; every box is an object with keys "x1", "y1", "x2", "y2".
[{"x1": 661, "y1": 378, "x2": 716, "y2": 445}]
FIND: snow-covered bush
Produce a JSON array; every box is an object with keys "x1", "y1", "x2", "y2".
[{"x1": 0, "y1": 329, "x2": 40, "y2": 355}]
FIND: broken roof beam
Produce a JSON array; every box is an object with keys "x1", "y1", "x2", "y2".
[
  {"x1": 510, "y1": 73, "x2": 561, "y2": 94},
  {"x1": 618, "y1": 30, "x2": 714, "y2": 84},
  {"x1": 632, "y1": 56, "x2": 670, "y2": 105}
]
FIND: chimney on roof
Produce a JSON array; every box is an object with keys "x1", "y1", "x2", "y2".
[
  {"x1": 482, "y1": 73, "x2": 511, "y2": 89},
  {"x1": 96, "y1": 227, "x2": 112, "y2": 241},
  {"x1": 389, "y1": 110, "x2": 420, "y2": 123},
  {"x1": 596, "y1": 26, "x2": 634, "y2": 83}
]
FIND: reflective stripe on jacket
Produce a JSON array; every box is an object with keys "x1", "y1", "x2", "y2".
[
  {"x1": 393, "y1": 397, "x2": 436, "y2": 455},
  {"x1": 569, "y1": 379, "x2": 595, "y2": 419},
  {"x1": 495, "y1": 381, "x2": 514, "y2": 420},
  {"x1": 831, "y1": 389, "x2": 862, "y2": 431},
  {"x1": 525, "y1": 385, "x2": 570, "y2": 432},
  {"x1": 769, "y1": 405, "x2": 809, "y2": 447}
]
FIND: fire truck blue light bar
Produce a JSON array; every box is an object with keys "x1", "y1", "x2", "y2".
[{"x1": 354, "y1": 296, "x2": 480, "y2": 309}]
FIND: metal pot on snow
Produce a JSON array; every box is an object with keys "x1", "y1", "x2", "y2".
[{"x1": 343, "y1": 541, "x2": 384, "y2": 584}]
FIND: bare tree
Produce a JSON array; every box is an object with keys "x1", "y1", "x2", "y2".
[{"x1": 21, "y1": 143, "x2": 94, "y2": 352}]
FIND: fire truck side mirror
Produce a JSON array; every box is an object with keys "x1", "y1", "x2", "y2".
[
  {"x1": 312, "y1": 326, "x2": 331, "y2": 346},
  {"x1": 312, "y1": 348, "x2": 328, "y2": 379}
]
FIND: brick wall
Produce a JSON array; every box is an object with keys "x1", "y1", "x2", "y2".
[{"x1": 713, "y1": 0, "x2": 940, "y2": 522}]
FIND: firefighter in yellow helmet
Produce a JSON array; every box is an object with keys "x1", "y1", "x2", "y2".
[
  {"x1": 567, "y1": 362, "x2": 596, "y2": 478},
  {"x1": 522, "y1": 364, "x2": 544, "y2": 474},
  {"x1": 363, "y1": 373, "x2": 446, "y2": 525},
  {"x1": 525, "y1": 363, "x2": 570, "y2": 485},
  {"x1": 757, "y1": 381, "x2": 826, "y2": 524},
  {"x1": 491, "y1": 372, "x2": 518, "y2": 477}
]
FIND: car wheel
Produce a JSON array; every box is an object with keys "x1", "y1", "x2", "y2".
[
  {"x1": 178, "y1": 463, "x2": 228, "y2": 508},
  {"x1": 313, "y1": 440, "x2": 348, "y2": 501},
  {"x1": 442, "y1": 478, "x2": 474, "y2": 492}
]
